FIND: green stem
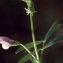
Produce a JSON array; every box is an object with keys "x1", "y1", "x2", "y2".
[
  {"x1": 42, "y1": 43, "x2": 44, "y2": 57},
  {"x1": 20, "y1": 44, "x2": 36, "y2": 59},
  {"x1": 40, "y1": 41, "x2": 46, "y2": 63},
  {"x1": 30, "y1": 13, "x2": 40, "y2": 62}
]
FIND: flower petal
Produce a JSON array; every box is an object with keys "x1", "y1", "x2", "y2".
[
  {"x1": 0, "y1": 37, "x2": 12, "y2": 44},
  {"x1": 2, "y1": 44, "x2": 10, "y2": 49},
  {"x1": 0, "y1": 37, "x2": 12, "y2": 49}
]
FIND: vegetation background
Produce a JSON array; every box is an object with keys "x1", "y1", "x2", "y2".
[{"x1": 0, "y1": 0, "x2": 63, "y2": 63}]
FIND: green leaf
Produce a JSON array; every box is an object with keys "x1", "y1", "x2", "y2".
[
  {"x1": 42, "y1": 36, "x2": 63, "y2": 50},
  {"x1": 16, "y1": 41, "x2": 42, "y2": 54},
  {"x1": 16, "y1": 43, "x2": 36, "y2": 59},
  {"x1": 18, "y1": 49, "x2": 40, "y2": 63},
  {"x1": 44, "y1": 19, "x2": 62, "y2": 41}
]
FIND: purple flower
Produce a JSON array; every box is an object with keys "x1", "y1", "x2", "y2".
[{"x1": 0, "y1": 37, "x2": 12, "y2": 49}]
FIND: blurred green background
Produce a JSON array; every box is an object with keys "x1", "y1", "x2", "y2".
[{"x1": 0, "y1": 0, "x2": 63, "y2": 63}]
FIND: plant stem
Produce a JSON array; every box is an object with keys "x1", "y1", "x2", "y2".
[
  {"x1": 40, "y1": 41, "x2": 45, "y2": 63},
  {"x1": 30, "y1": 13, "x2": 40, "y2": 62},
  {"x1": 20, "y1": 44, "x2": 36, "y2": 59}
]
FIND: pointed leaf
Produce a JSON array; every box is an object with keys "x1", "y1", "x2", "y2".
[
  {"x1": 45, "y1": 19, "x2": 62, "y2": 41},
  {"x1": 18, "y1": 49, "x2": 40, "y2": 63},
  {"x1": 42, "y1": 36, "x2": 63, "y2": 50},
  {"x1": 16, "y1": 41, "x2": 42, "y2": 54},
  {"x1": 16, "y1": 43, "x2": 36, "y2": 59}
]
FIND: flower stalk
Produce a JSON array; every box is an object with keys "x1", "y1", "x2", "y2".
[{"x1": 22, "y1": 0, "x2": 40, "y2": 62}]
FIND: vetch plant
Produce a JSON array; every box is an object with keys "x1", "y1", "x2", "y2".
[{"x1": 0, "y1": 0, "x2": 63, "y2": 63}]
